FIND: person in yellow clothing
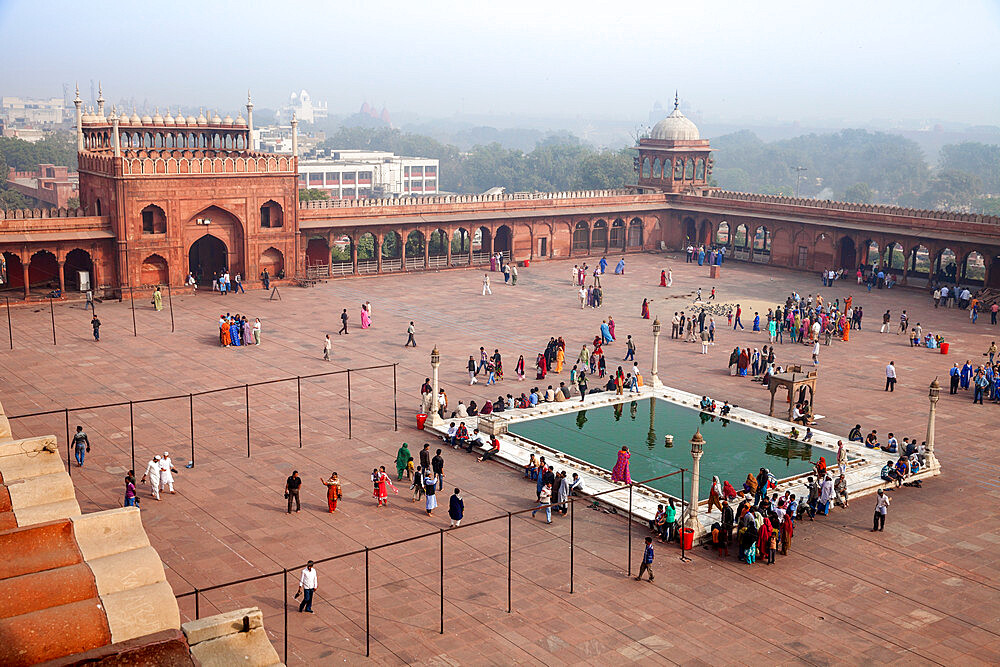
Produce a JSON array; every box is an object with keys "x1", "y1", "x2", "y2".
[{"x1": 555, "y1": 346, "x2": 565, "y2": 373}]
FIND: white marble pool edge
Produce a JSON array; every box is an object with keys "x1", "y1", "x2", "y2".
[{"x1": 423, "y1": 383, "x2": 939, "y2": 541}]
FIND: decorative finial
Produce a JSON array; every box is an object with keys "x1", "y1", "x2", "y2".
[
  {"x1": 98, "y1": 81, "x2": 103, "y2": 100},
  {"x1": 674, "y1": 90, "x2": 679, "y2": 111},
  {"x1": 74, "y1": 83, "x2": 80, "y2": 101},
  {"x1": 247, "y1": 89, "x2": 253, "y2": 104},
  {"x1": 291, "y1": 111, "x2": 297, "y2": 124}
]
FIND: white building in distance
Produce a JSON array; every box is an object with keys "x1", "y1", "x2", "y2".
[
  {"x1": 278, "y1": 90, "x2": 328, "y2": 124},
  {"x1": 298, "y1": 150, "x2": 439, "y2": 199},
  {"x1": 2, "y1": 96, "x2": 68, "y2": 126}
]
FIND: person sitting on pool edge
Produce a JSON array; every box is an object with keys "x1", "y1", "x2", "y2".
[
  {"x1": 864, "y1": 430, "x2": 879, "y2": 449},
  {"x1": 848, "y1": 424, "x2": 863, "y2": 442}
]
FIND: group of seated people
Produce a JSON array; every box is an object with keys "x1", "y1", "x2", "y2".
[
  {"x1": 443, "y1": 421, "x2": 501, "y2": 461},
  {"x1": 791, "y1": 401, "x2": 814, "y2": 425},
  {"x1": 857, "y1": 428, "x2": 925, "y2": 456},
  {"x1": 881, "y1": 455, "x2": 922, "y2": 488},
  {"x1": 698, "y1": 396, "x2": 733, "y2": 416}
]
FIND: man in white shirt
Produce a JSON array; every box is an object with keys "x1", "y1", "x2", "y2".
[
  {"x1": 885, "y1": 361, "x2": 897, "y2": 392},
  {"x1": 140, "y1": 455, "x2": 161, "y2": 500},
  {"x1": 159, "y1": 451, "x2": 176, "y2": 494},
  {"x1": 445, "y1": 422, "x2": 458, "y2": 447},
  {"x1": 297, "y1": 561, "x2": 317, "y2": 612},
  {"x1": 872, "y1": 489, "x2": 890, "y2": 532},
  {"x1": 579, "y1": 286, "x2": 586, "y2": 309}
]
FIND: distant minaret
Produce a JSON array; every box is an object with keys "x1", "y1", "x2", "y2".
[
  {"x1": 290, "y1": 112, "x2": 298, "y2": 157},
  {"x1": 246, "y1": 90, "x2": 255, "y2": 150},
  {"x1": 74, "y1": 83, "x2": 83, "y2": 151},
  {"x1": 97, "y1": 82, "x2": 105, "y2": 117}
]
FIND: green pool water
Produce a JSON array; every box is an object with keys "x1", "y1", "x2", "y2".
[{"x1": 507, "y1": 398, "x2": 823, "y2": 500}]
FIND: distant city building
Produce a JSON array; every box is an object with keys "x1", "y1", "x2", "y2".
[
  {"x1": 1, "y1": 127, "x2": 46, "y2": 143},
  {"x1": 6, "y1": 164, "x2": 79, "y2": 208},
  {"x1": 255, "y1": 124, "x2": 323, "y2": 155},
  {"x1": 278, "y1": 90, "x2": 328, "y2": 124},
  {"x1": 298, "y1": 150, "x2": 438, "y2": 199},
  {"x1": 1, "y1": 95, "x2": 69, "y2": 126}
]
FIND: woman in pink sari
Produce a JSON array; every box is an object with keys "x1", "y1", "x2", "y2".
[
  {"x1": 360, "y1": 304, "x2": 371, "y2": 329},
  {"x1": 611, "y1": 446, "x2": 632, "y2": 484},
  {"x1": 608, "y1": 316, "x2": 616, "y2": 341}
]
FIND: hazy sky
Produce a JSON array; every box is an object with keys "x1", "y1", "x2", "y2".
[{"x1": 1, "y1": 0, "x2": 998, "y2": 127}]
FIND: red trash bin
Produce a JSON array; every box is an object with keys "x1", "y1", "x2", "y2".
[
  {"x1": 416, "y1": 413, "x2": 428, "y2": 429},
  {"x1": 681, "y1": 528, "x2": 694, "y2": 551},
  {"x1": 522, "y1": 259, "x2": 530, "y2": 268},
  {"x1": 940, "y1": 342, "x2": 949, "y2": 355}
]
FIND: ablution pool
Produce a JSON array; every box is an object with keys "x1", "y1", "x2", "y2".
[{"x1": 506, "y1": 397, "x2": 831, "y2": 500}]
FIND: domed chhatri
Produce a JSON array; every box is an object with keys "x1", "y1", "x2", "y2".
[
  {"x1": 634, "y1": 92, "x2": 714, "y2": 194},
  {"x1": 649, "y1": 105, "x2": 700, "y2": 141}
]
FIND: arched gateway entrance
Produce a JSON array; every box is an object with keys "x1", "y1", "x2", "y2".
[{"x1": 189, "y1": 234, "x2": 229, "y2": 283}]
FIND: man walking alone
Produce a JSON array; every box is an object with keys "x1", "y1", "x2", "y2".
[
  {"x1": 405, "y1": 321, "x2": 417, "y2": 347},
  {"x1": 634, "y1": 536, "x2": 654, "y2": 581},
  {"x1": 339, "y1": 309, "x2": 349, "y2": 335},
  {"x1": 297, "y1": 561, "x2": 317, "y2": 612},
  {"x1": 885, "y1": 361, "x2": 897, "y2": 392}
]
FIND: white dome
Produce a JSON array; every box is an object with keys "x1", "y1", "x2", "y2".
[{"x1": 650, "y1": 108, "x2": 700, "y2": 141}]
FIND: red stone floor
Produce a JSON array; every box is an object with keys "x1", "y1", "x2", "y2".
[{"x1": 1, "y1": 254, "x2": 998, "y2": 665}]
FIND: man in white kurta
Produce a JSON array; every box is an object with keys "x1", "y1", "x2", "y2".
[
  {"x1": 141, "y1": 455, "x2": 161, "y2": 500},
  {"x1": 159, "y1": 451, "x2": 176, "y2": 494}
]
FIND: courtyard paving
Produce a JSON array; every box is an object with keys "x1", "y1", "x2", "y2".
[{"x1": 1, "y1": 253, "x2": 998, "y2": 665}]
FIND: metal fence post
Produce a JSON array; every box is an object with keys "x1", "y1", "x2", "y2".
[
  {"x1": 189, "y1": 393, "x2": 195, "y2": 468},
  {"x1": 129, "y1": 401, "x2": 135, "y2": 474},
  {"x1": 365, "y1": 546, "x2": 370, "y2": 657},
  {"x1": 627, "y1": 483, "x2": 633, "y2": 576},
  {"x1": 296, "y1": 376, "x2": 302, "y2": 448},
  {"x1": 245, "y1": 384, "x2": 250, "y2": 458},
  {"x1": 283, "y1": 568, "x2": 288, "y2": 663},
  {"x1": 167, "y1": 284, "x2": 175, "y2": 333},
  {"x1": 507, "y1": 512, "x2": 512, "y2": 613},
  {"x1": 5, "y1": 295, "x2": 12, "y2": 350},
  {"x1": 194, "y1": 588, "x2": 200, "y2": 619},
  {"x1": 570, "y1": 499, "x2": 575, "y2": 594},
  {"x1": 439, "y1": 528, "x2": 444, "y2": 635},
  {"x1": 347, "y1": 369, "x2": 352, "y2": 440},
  {"x1": 49, "y1": 297, "x2": 56, "y2": 345},
  {"x1": 64, "y1": 408, "x2": 71, "y2": 475},
  {"x1": 680, "y1": 469, "x2": 690, "y2": 562},
  {"x1": 392, "y1": 363, "x2": 398, "y2": 431}
]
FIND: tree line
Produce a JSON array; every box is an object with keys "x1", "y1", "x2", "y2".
[
  {"x1": 0, "y1": 132, "x2": 78, "y2": 210},
  {"x1": 710, "y1": 129, "x2": 1000, "y2": 215}
]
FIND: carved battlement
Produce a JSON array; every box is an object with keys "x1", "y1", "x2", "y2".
[{"x1": 706, "y1": 190, "x2": 1000, "y2": 226}]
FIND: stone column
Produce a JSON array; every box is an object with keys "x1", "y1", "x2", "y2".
[
  {"x1": 925, "y1": 378, "x2": 940, "y2": 470},
  {"x1": 22, "y1": 261, "x2": 29, "y2": 299},
  {"x1": 429, "y1": 347, "x2": 443, "y2": 427},
  {"x1": 57, "y1": 259, "x2": 65, "y2": 296},
  {"x1": 685, "y1": 430, "x2": 704, "y2": 538},
  {"x1": 650, "y1": 318, "x2": 663, "y2": 387},
  {"x1": 400, "y1": 230, "x2": 407, "y2": 272},
  {"x1": 290, "y1": 113, "x2": 298, "y2": 157}
]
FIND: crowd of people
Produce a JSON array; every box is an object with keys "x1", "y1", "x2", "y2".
[
  {"x1": 947, "y1": 349, "x2": 1000, "y2": 404},
  {"x1": 218, "y1": 313, "x2": 261, "y2": 347}
]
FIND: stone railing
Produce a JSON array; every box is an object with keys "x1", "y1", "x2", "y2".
[
  {"x1": 299, "y1": 188, "x2": 634, "y2": 210},
  {"x1": 706, "y1": 190, "x2": 1000, "y2": 226},
  {"x1": 0, "y1": 206, "x2": 87, "y2": 220},
  {"x1": 77, "y1": 150, "x2": 295, "y2": 177}
]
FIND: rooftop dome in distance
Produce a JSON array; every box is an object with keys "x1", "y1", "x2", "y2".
[
  {"x1": 164, "y1": 109, "x2": 175, "y2": 125},
  {"x1": 210, "y1": 111, "x2": 222, "y2": 126},
  {"x1": 649, "y1": 93, "x2": 700, "y2": 141},
  {"x1": 196, "y1": 109, "x2": 207, "y2": 125},
  {"x1": 186, "y1": 114, "x2": 197, "y2": 125},
  {"x1": 234, "y1": 112, "x2": 246, "y2": 127},
  {"x1": 222, "y1": 115, "x2": 233, "y2": 126},
  {"x1": 130, "y1": 109, "x2": 141, "y2": 124},
  {"x1": 152, "y1": 108, "x2": 164, "y2": 125},
  {"x1": 140, "y1": 110, "x2": 153, "y2": 124}
]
